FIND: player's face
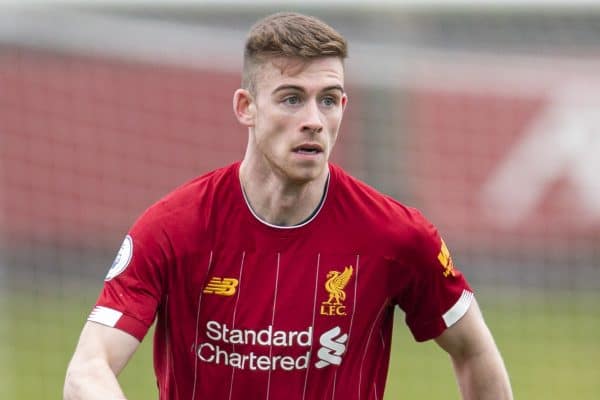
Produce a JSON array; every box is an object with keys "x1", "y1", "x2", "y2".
[{"x1": 248, "y1": 57, "x2": 347, "y2": 183}]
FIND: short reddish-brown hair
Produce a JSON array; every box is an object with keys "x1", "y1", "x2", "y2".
[{"x1": 242, "y1": 12, "x2": 348, "y2": 94}]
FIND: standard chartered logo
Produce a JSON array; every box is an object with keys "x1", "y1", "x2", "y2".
[
  {"x1": 315, "y1": 326, "x2": 348, "y2": 369},
  {"x1": 196, "y1": 322, "x2": 348, "y2": 371},
  {"x1": 197, "y1": 321, "x2": 311, "y2": 371}
]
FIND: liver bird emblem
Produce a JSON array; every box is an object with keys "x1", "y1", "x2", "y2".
[{"x1": 324, "y1": 266, "x2": 353, "y2": 305}]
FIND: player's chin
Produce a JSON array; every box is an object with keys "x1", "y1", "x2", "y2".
[{"x1": 285, "y1": 162, "x2": 326, "y2": 183}]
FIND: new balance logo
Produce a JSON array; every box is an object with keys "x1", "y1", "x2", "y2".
[
  {"x1": 315, "y1": 326, "x2": 348, "y2": 369},
  {"x1": 203, "y1": 277, "x2": 239, "y2": 296}
]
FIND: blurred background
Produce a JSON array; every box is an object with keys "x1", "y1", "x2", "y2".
[{"x1": 1, "y1": 0, "x2": 599, "y2": 398}]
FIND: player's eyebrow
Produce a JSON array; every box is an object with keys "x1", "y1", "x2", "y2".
[
  {"x1": 272, "y1": 84, "x2": 345, "y2": 94},
  {"x1": 322, "y1": 85, "x2": 345, "y2": 94}
]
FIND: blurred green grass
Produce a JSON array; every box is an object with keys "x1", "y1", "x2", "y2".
[{"x1": 1, "y1": 287, "x2": 598, "y2": 399}]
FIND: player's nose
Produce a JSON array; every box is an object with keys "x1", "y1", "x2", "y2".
[{"x1": 301, "y1": 101, "x2": 324, "y2": 134}]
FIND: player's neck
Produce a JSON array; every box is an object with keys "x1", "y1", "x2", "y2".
[{"x1": 239, "y1": 160, "x2": 329, "y2": 227}]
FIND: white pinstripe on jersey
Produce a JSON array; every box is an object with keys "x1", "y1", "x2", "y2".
[
  {"x1": 191, "y1": 251, "x2": 214, "y2": 400},
  {"x1": 331, "y1": 254, "x2": 360, "y2": 400},
  {"x1": 228, "y1": 251, "x2": 247, "y2": 400},
  {"x1": 358, "y1": 300, "x2": 389, "y2": 400},
  {"x1": 265, "y1": 252, "x2": 281, "y2": 400},
  {"x1": 302, "y1": 253, "x2": 321, "y2": 400}
]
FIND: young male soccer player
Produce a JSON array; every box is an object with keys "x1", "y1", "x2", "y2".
[{"x1": 64, "y1": 12, "x2": 512, "y2": 400}]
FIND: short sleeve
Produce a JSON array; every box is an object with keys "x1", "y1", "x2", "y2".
[
  {"x1": 89, "y1": 204, "x2": 169, "y2": 341},
  {"x1": 394, "y1": 212, "x2": 473, "y2": 342}
]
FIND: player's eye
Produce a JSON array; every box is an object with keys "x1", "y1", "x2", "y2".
[
  {"x1": 283, "y1": 95, "x2": 302, "y2": 106},
  {"x1": 320, "y1": 96, "x2": 338, "y2": 107}
]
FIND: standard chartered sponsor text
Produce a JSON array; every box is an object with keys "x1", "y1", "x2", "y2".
[
  {"x1": 197, "y1": 321, "x2": 312, "y2": 371},
  {"x1": 206, "y1": 320, "x2": 312, "y2": 346}
]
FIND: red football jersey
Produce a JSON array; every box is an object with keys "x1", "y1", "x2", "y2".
[{"x1": 91, "y1": 162, "x2": 473, "y2": 400}]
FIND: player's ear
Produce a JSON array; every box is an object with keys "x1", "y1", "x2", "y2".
[
  {"x1": 233, "y1": 88, "x2": 255, "y2": 127},
  {"x1": 341, "y1": 93, "x2": 348, "y2": 112}
]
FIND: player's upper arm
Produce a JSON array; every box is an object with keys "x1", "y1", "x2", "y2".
[
  {"x1": 434, "y1": 299, "x2": 495, "y2": 361},
  {"x1": 64, "y1": 322, "x2": 141, "y2": 399},
  {"x1": 68, "y1": 321, "x2": 141, "y2": 376}
]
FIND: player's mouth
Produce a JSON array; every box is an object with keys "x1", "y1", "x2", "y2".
[{"x1": 292, "y1": 143, "x2": 324, "y2": 156}]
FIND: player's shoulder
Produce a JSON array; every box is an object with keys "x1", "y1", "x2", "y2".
[
  {"x1": 329, "y1": 164, "x2": 427, "y2": 223},
  {"x1": 135, "y1": 162, "x2": 239, "y2": 226},
  {"x1": 162, "y1": 162, "x2": 237, "y2": 204},
  {"x1": 329, "y1": 163, "x2": 439, "y2": 245}
]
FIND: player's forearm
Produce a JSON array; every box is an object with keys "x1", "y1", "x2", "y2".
[
  {"x1": 452, "y1": 348, "x2": 513, "y2": 400},
  {"x1": 64, "y1": 357, "x2": 128, "y2": 400}
]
